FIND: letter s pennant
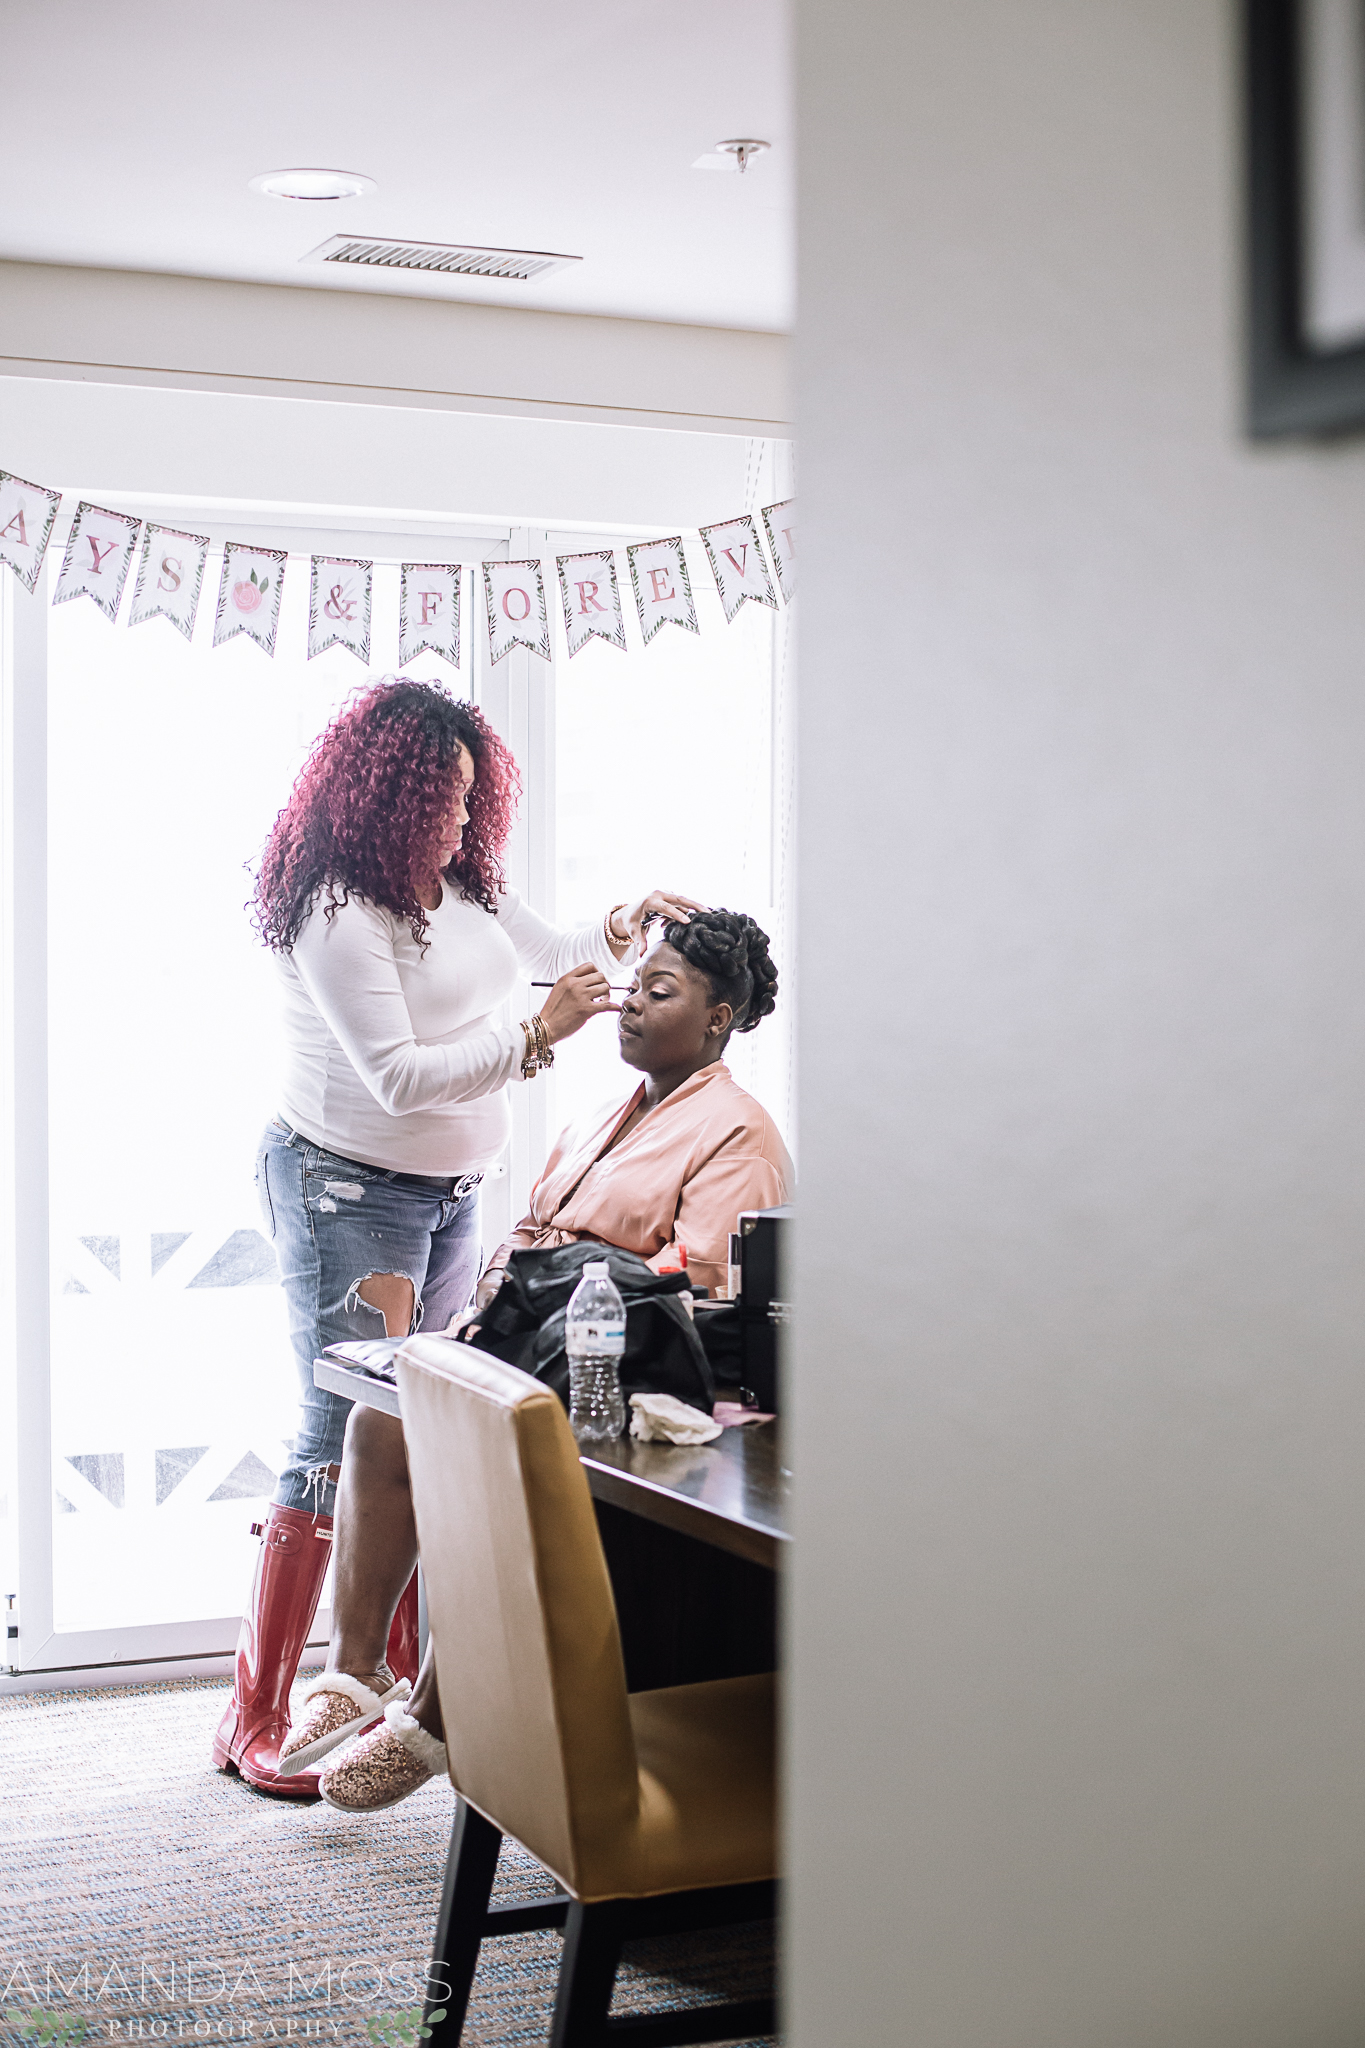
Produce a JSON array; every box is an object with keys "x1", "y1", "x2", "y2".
[{"x1": 127, "y1": 522, "x2": 211, "y2": 641}]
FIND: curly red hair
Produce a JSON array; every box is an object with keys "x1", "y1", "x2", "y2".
[{"x1": 252, "y1": 678, "x2": 520, "y2": 952}]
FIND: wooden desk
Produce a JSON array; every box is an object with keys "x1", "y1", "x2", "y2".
[
  {"x1": 314, "y1": 1354, "x2": 788, "y2": 1569},
  {"x1": 315, "y1": 1351, "x2": 785, "y2": 1691}
]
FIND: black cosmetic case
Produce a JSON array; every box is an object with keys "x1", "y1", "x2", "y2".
[{"x1": 735, "y1": 1203, "x2": 791, "y2": 1412}]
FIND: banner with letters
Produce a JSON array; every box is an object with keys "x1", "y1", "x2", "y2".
[
  {"x1": 214, "y1": 543, "x2": 286, "y2": 656},
  {"x1": 53, "y1": 501, "x2": 141, "y2": 621},
  {"x1": 400, "y1": 562, "x2": 461, "y2": 669},
  {"x1": 484, "y1": 558, "x2": 550, "y2": 664},
  {"x1": 627, "y1": 536, "x2": 698, "y2": 644},
  {"x1": 1, "y1": 461, "x2": 795, "y2": 666},
  {"x1": 761, "y1": 500, "x2": 795, "y2": 604},
  {"x1": 557, "y1": 549, "x2": 626, "y2": 656},
  {"x1": 0, "y1": 471, "x2": 62, "y2": 593},
  {"x1": 309, "y1": 556, "x2": 372, "y2": 663},
  {"x1": 128, "y1": 523, "x2": 210, "y2": 640},
  {"x1": 699, "y1": 514, "x2": 777, "y2": 623}
]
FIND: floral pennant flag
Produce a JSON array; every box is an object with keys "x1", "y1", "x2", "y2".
[
  {"x1": 556, "y1": 549, "x2": 626, "y2": 657},
  {"x1": 627, "y1": 536, "x2": 698, "y2": 644},
  {"x1": 309, "y1": 556, "x2": 373, "y2": 663},
  {"x1": 760, "y1": 500, "x2": 796, "y2": 604},
  {"x1": 53, "y1": 501, "x2": 141, "y2": 621},
  {"x1": 127, "y1": 523, "x2": 210, "y2": 641},
  {"x1": 484, "y1": 559, "x2": 550, "y2": 664},
  {"x1": 214, "y1": 542, "x2": 286, "y2": 655},
  {"x1": 699, "y1": 515, "x2": 777, "y2": 624},
  {"x1": 400, "y1": 563, "x2": 461, "y2": 669},
  {"x1": 0, "y1": 471, "x2": 62, "y2": 593}
]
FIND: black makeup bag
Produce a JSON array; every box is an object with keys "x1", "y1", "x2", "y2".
[{"x1": 457, "y1": 1240, "x2": 716, "y2": 1413}]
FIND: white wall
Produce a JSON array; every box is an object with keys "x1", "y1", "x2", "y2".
[
  {"x1": 790, "y1": 6, "x2": 1365, "y2": 2045},
  {"x1": 0, "y1": 375, "x2": 765, "y2": 541},
  {"x1": 0, "y1": 261, "x2": 788, "y2": 437}
]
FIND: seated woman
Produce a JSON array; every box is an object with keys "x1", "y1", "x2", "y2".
[{"x1": 281, "y1": 907, "x2": 791, "y2": 1813}]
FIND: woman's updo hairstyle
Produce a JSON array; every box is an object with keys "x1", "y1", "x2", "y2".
[{"x1": 659, "y1": 908, "x2": 778, "y2": 1037}]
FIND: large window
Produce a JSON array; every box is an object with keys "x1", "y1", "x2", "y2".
[{"x1": 2, "y1": 494, "x2": 793, "y2": 1676}]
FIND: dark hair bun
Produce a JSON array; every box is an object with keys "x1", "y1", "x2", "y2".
[{"x1": 660, "y1": 907, "x2": 777, "y2": 1034}]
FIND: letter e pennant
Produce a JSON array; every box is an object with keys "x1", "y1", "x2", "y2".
[
  {"x1": 761, "y1": 499, "x2": 795, "y2": 603},
  {"x1": 214, "y1": 542, "x2": 287, "y2": 656},
  {"x1": 556, "y1": 549, "x2": 626, "y2": 657},
  {"x1": 699, "y1": 514, "x2": 777, "y2": 624},
  {"x1": 0, "y1": 471, "x2": 62, "y2": 594},
  {"x1": 626, "y1": 537, "x2": 698, "y2": 645},
  {"x1": 53, "y1": 501, "x2": 141, "y2": 621},
  {"x1": 483, "y1": 559, "x2": 550, "y2": 664},
  {"x1": 309, "y1": 557, "x2": 373, "y2": 662},
  {"x1": 400, "y1": 563, "x2": 462, "y2": 669},
  {"x1": 127, "y1": 523, "x2": 210, "y2": 641}
]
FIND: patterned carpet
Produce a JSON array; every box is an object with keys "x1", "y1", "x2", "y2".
[{"x1": 0, "y1": 1677, "x2": 775, "y2": 2047}]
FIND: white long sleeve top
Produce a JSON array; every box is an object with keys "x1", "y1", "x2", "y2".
[{"x1": 276, "y1": 882, "x2": 619, "y2": 1175}]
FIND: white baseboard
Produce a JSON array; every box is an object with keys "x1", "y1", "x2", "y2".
[{"x1": 0, "y1": 1645, "x2": 328, "y2": 1696}]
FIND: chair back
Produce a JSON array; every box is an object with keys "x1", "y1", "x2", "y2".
[{"x1": 396, "y1": 1338, "x2": 639, "y2": 1894}]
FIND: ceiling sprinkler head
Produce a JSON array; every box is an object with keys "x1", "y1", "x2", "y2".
[{"x1": 715, "y1": 138, "x2": 770, "y2": 174}]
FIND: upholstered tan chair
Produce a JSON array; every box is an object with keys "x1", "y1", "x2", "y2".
[{"x1": 396, "y1": 1335, "x2": 777, "y2": 2048}]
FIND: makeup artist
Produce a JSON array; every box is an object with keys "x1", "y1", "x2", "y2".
[{"x1": 213, "y1": 675, "x2": 699, "y2": 1797}]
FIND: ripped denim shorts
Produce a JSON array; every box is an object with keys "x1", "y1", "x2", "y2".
[{"x1": 256, "y1": 1118, "x2": 483, "y2": 1517}]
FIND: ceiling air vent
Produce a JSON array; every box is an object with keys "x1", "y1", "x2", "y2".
[{"x1": 303, "y1": 235, "x2": 582, "y2": 281}]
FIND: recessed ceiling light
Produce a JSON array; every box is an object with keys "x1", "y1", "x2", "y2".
[
  {"x1": 692, "y1": 139, "x2": 771, "y2": 174},
  {"x1": 249, "y1": 168, "x2": 375, "y2": 202}
]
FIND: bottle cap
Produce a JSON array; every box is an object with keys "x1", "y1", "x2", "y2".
[{"x1": 582, "y1": 1260, "x2": 610, "y2": 1279}]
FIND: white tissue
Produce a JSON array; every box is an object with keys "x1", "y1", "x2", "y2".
[{"x1": 628, "y1": 1392, "x2": 722, "y2": 1445}]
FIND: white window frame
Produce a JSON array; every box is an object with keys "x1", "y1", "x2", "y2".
[{"x1": 1, "y1": 483, "x2": 792, "y2": 1683}]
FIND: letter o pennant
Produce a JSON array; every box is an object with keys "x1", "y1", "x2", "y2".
[{"x1": 483, "y1": 558, "x2": 550, "y2": 664}]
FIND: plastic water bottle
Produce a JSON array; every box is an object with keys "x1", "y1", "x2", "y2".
[{"x1": 566, "y1": 1259, "x2": 627, "y2": 1442}]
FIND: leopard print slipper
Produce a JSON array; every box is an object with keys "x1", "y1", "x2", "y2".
[
  {"x1": 277, "y1": 1667, "x2": 410, "y2": 1777},
  {"x1": 318, "y1": 1701, "x2": 448, "y2": 1812}
]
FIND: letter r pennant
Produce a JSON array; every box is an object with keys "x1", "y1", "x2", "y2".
[{"x1": 556, "y1": 548, "x2": 626, "y2": 656}]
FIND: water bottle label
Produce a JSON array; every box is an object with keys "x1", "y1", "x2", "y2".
[{"x1": 571, "y1": 1318, "x2": 625, "y2": 1355}]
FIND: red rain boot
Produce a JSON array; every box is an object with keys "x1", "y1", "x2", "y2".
[
  {"x1": 385, "y1": 1569, "x2": 421, "y2": 1689},
  {"x1": 212, "y1": 1504, "x2": 334, "y2": 1798}
]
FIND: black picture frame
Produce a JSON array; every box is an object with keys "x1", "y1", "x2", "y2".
[{"x1": 1246, "y1": 0, "x2": 1365, "y2": 435}]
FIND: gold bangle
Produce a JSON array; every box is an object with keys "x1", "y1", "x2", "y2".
[
  {"x1": 604, "y1": 902, "x2": 630, "y2": 952},
  {"x1": 519, "y1": 1019, "x2": 540, "y2": 1081},
  {"x1": 532, "y1": 1012, "x2": 555, "y2": 1070}
]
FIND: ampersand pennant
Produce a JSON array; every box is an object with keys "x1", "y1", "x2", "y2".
[
  {"x1": 0, "y1": 471, "x2": 62, "y2": 593},
  {"x1": 484, "y1": 559, "x2": 550, "y2": 664},
  {"x1": 761, "y1": 500, "x2": 796, "y2": 604},
  {"x1": 309, "y1": 556, "x2": 373, "y2": 663},
  {"x1": 400, "y1": 562, "x2": 461, "y2": 669},
  {"x1": 127, "y1": 523, "x2": 210, "y2": 641},
  {"x1": 556, "y1": 549, "x2": 626, "y2": 657},
  {"x1": 53, "y1": 502, "x2": 141, "y2": 621},
  {"x1": 698, "y1": 515, "x2": 777, "y2": 624},
  {"x1": 627, "y1": 537, "x2": 698, "y2": 645},
  {"x1": 214, "y1": 542, "x2": 286, "y2": 656}
]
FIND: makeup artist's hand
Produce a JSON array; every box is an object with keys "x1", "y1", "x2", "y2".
[
  {"x1": 620, "y1": 889, "x2": 707, "y2": 953},
  {"x1": 538, "y1": 962, "x2": 619, "y2": 1044}
]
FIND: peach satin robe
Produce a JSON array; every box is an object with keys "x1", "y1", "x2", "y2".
[{"x1": 492, "y1": 1062, "x2": 792, "y2": 1298}]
